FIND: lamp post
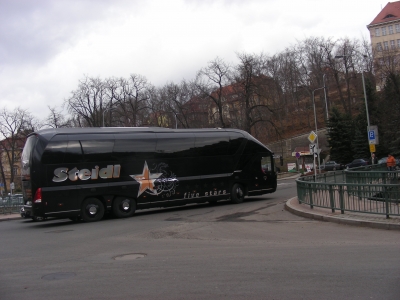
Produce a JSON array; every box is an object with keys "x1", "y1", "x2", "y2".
[
  {"x1": 312, "y1": 86, "x2": 325, "y2": 176},
  {"x1": 323, "y1": 74, "x2": 329, "y2": 120},
  {"x1": 102, "y1": 107, "x2": 115, "y2": 127},
  {"x1": 335, "y1": 55, "x2": 371, "y2": 157}
]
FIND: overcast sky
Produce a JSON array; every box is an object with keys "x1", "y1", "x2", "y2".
[{"x1": 0, "y1": 0, "x2": 385, "y2": 119}]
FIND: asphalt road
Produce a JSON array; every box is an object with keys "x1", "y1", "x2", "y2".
[{"x1": 1, "y1": 178, "x2": 399, "y2": 299}]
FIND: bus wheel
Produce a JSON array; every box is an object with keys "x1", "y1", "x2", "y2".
[
  {"x1": 231, "y1": 183, "x2": 244, "y2": 204},
  {"x1": 81, "y1": 198, "x2": 104, "y2": 222},
  {"x1": 112, "y1": 197, "x2": 136, "y2": 218}
]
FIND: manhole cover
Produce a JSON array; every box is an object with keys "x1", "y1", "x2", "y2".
[
  {"x1": 114, "y1": 253, "x2": 147, "y2": 261},
  {"x1": 42, "y1": 272, "x2": 76, "y2": 280}
]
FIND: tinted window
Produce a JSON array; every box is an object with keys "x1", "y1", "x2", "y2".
[
  {"x1": 63, "y1": 140, "x2": 84, "y2": 163},
  {"x1": 113, "y1": 133, "x2": 157, "y2": 158},
  {"x1": 21, "y1": 135, "x2": 38, "y2": 174},
  {"x1": 195, "y1": 132, "x2": 229, "y2": 156},
  {"x1": 155, "y1": 132, "x2": 196, "y2": 158},
  {"x1": 41, "y1": 139, "x2": 67, "y2": 164},
  {"x1": 80, "y1": 139, "x2": 114, "y2": 162},
  {"x1": 228, "y1": 132, "x2": 245, "y2": 155}
]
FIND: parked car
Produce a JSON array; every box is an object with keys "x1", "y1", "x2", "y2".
[
  {"x1": 346, "y1": 159, "x2": 368, "y2": 169},
  {"x1": 323, "y1": 161, "x2": 344, "y2": 171}
]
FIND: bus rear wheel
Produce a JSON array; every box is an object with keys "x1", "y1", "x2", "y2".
[
  {"x1": 231, "y1": 183, "x2": 244, "y2": 204},
  {"x1": 112, "y1": 197, "x2": 136, "y2": 218},
  {"x1": 81, "y1": 198, "x2": 104, "y2": 222}
]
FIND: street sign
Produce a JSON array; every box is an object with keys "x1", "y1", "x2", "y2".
[
  {"x1": 368, "y1": 130, "x2": 375, "y2": 140},
  {"x1": 368, "y1": 130, "x2": 376, "y2": 145},
  {"x1": 309, "y1": 143, "x2": 316, "y2": 153},
  {"x1": 308, "y1": 131, "x2": 317, "y2": 143},
  {"x1": 295, "y1": 152, "x2": 300, "y2": 159},
  {"x1": 369, "y1": 144, "x2": 376, "y2": 153}
]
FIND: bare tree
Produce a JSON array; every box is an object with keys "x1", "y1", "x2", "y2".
[
  {"x1": 43, "y1": 106, "x2": 72, "y2": 128},
  {"x1": 65, "y1": 76, "x2": 110, "y2": 127},
  {"x1": 195, "y1": 57, "x2": 232, "y2": 128},
  {"x1": 0, "y1": 108, "x2": 35, "y2": 193}
]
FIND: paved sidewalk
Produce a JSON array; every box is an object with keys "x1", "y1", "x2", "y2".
[
  {"x1": 285, "y1": 196, "x2": 400, "y2": 230},
  {"x1": 0, "y1": 212, "x2": 21, "y2": 222}
]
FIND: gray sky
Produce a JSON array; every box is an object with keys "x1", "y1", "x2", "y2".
[{"x1": 0, "y1": 0, "x2": 383, "y2": 118}]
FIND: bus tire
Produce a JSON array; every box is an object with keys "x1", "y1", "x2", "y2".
[
  {"x1": 231, "y1": 183, "x2": 244, "y2": 204},
  {"x1": 112, "y1": 197, "x2": 136, "y2": 218},
  {"x1": 81, "y1": 198, "x2": 104, "y2": 222}
]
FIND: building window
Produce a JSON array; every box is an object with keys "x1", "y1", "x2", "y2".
[
  {"x1": 396, "y1": 24, "x2": 400, "y2": 33},
  {"x1": 397, "y1": 39, "x2": 400, "y2": 47},
  {"x1": 13, "y1": 167, "x2": 18, "y2": 175},
  {"x1": 382, "y1": 27, "x2": 387, "y2": 36},
  {"x1": 375, "y1": 28, "x2": 381, "y2": 36},
  {"x1": 377, "y1": 43, "x2": 382, "y2": 51},
  {"x1": 391, "y1": 40, "x2": 395, "y2": 49},
  {"x1": 389, "y1": 25, "x2": 394, "y2": 34},
  {"x1": 384, "y1": 41, "x2": 389, "y2": 50}
]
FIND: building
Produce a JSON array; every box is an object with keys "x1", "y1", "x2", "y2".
[
  {"x1": 367, "y1": 1, "x2": 400, "y2": 88},
  {"x1": 0, "y1": 137, "x2": 25, "y2": 195},
  {"x1": 368, "y1": 1, "x2": 400, "y2": 52}
]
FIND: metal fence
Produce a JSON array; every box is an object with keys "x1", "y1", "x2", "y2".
[
  {"x1": 0, "y1": 195, "x2": 23, "y2": 215},
  {"x1": 297, "y1": 165, "x2": 400, "y2": 218}
]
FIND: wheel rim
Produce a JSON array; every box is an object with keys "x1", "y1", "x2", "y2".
[
  {"x1": 88, "y1": 205, "x2": 98, "y2": 215},
  {"x1": 236, "y1": 187, "x2": 243, "y2": 198},
  {"x1": 122, "y1": 200, "x2": 130, "y2": 211}
]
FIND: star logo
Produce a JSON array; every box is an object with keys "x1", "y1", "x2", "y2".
[{"x1": 130, "y1": 161, "x2": 163, "y2": 197}]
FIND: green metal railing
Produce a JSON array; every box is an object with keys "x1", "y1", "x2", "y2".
[
  {"x1": 0, "y1": 195, "x2": 23, "y2": 215},
  {"x1": 297, "y1": 165, "x2": 400, "y2": 218}
]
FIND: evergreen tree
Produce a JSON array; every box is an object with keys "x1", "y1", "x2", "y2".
[
  {"x1": 327, "y1": 107, "x2": 354, "y2": 163},
  {"x1": 352, "y1": 112, "x2": 369, "y2": 159},
  {"x1": 380, "y1": 74, "x2": 400, "y2": 156}
]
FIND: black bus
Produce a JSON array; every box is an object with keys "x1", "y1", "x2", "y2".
[{"x1": 21, "y1": 127, "x2": 277, "y2": 222}]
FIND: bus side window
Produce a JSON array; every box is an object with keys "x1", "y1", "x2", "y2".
[
  {"x1": 81, "y1": 140, "x2": 114, "y2": 162},
  {"x1": 155, "y1": 133, "x2": 196, "y2": 158},
  {"x1": 228, "y1": 132, "x2": 245, "y2": 155},
  {"x1": 195, "y1": 133, "x2": 229, "y2": 156},
  {"x1": 64, "y1": 140, "x2": 84, "y2": 163},
  {"x1": 113, "y1": 133, "x2": 157, "y2": 159},
  {"x1": 41, "y1": 140, "x2": 68, "y2": 165}
]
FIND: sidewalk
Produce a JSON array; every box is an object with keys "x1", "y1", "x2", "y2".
[{"x1": 285, "y1": 196, "x2": 400, "y2": 230}]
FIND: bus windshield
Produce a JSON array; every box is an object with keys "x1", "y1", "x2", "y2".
[{"x1": 21, "y1": 135, "x2": 37, "y2": 177}]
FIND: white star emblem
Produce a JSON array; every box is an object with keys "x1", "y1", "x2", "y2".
[{"x1": 130, "y1": 161, "x2": 162, "y2": 197}]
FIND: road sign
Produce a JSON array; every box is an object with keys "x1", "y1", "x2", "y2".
[
  {"x1": 369, "y1": 144, "x2": 376, "y2": 153},
  {"x1": 368, "y1": 130, "x2": 376, "y2": 144},
  {"x1": 295, "y1": 152, "x2": 300, "y2": 159},
  {"x1": 308, "y1": 131, "x2": 317, "y2": 143},
  {"x1": 309, "y1": 143, "x2": 316, "y2": 153},
  {"x1": 368, "y1": 130, "x2": 375, "y2": 140}
]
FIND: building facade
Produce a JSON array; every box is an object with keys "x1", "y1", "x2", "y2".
[{"x1": 367, "y1": 1, "x2": 400, "y2": 88}]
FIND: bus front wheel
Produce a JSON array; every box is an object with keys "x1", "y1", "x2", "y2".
[
  {"x1": 81, "y1": 198, "x2": 105, "y2": 222},
  {"x1": 231, "y1": 183, "x2": 244, "y2": 204},
  {"x1": 112, "y1": 197, "x2": 136, "y2": 218}
]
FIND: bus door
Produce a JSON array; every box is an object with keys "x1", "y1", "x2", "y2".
[{"x1": 250, "y1": 154, "x2": 275, "y2": 193}]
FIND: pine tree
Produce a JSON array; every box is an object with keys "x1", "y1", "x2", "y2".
[{"x1": 327, "y1": 107, "x2": 354, "y2": 163}]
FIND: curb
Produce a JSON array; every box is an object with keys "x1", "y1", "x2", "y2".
[
  {"x1": 285, "y1": 197, "x2": 400, "y2": 231},
  {"x1": 0, "y1": 214, "x2": 21, "y2": 222}
]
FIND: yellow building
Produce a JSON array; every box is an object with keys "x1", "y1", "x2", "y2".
[{"x1": 367, "y1": 1, "x2": 400, "y2": 89}]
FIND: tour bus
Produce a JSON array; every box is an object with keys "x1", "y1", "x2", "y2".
[{"x1": 21, "y1": 127, "x2": 277, "y2": 222}]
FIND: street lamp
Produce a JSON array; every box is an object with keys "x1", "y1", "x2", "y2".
[
  {"x1": 312, "y1": 86, "x2": 325, "y2": 176},
  {"x1": 102, "y1": 107, "x2": 115, "y2": 127},
  {"x1": 335, "y1": 55, "x2": 371, "y2": 157}
]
